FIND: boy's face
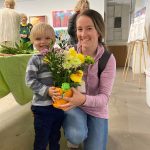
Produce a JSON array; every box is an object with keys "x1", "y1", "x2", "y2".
[
  {"x1": 21, "y1": 17, "x2": 27, "y2": 24},
  {"x1": 33, "y1": 35, "x2": 52, "y2": 52}
]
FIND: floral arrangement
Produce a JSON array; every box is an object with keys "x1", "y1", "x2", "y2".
[
  {"x1": 0, "y1": 40, "x2": 33, "y2": 54},
  {"x1": 43, "y1": 46, "x2": 94, "y2": 109}
]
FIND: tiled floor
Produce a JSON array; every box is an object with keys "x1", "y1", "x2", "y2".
[{"x1": 0, "y1": 68, "x2": 150, "y2": 150}]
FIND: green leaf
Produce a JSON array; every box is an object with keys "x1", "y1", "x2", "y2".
[{"x1": 0, "y1": 40, "x2": 33, "y2": 54}]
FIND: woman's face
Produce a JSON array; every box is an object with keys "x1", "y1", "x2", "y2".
[{"x1": 76, "y1": 16, "x2": 99, "y2": 54}]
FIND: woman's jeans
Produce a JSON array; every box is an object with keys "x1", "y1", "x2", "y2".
[{"x1": 63, "y1": 107, "x2": 108, "y2": 150}]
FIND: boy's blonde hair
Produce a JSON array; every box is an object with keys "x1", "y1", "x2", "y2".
[
  {"x1": 4, "y1": 0, "x2": 15, "y2": 9},
  {"x1": 30, "y1": 23, "x2": 56, "y2": 44},
  {"x1": 20, "y1": 13, "x2": 27, "y2": 19}
]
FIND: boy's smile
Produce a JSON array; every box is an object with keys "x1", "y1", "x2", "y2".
[{"x1": 33, "y1": 36, "x2": 51, "y2": 52}]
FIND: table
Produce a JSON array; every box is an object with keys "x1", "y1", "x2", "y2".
[{"x1": 0, "y1": 54, "x2": 33, "y2": 105}]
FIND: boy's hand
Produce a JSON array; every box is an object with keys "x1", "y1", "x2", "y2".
[
  {"x1": 48, "y1": 87, "x2": 62, "y2": 100},
  {"x1": 48, "y1": 87, "x2": 56, "y2": 97}
]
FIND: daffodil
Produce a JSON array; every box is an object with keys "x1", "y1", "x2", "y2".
[
  {"x1": 77, "y1": 53, "x2": 85, "y2": 63},
  {"x1": 68, "y1": 47, "x2": 77, "y2": 57},
  {"x1": 70, "y1": 70, "x2": 83, "y2": 83}
]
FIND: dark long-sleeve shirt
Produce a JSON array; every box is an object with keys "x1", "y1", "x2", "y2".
[{"x1": 67, "y1": 13, "x2": 78, "y2": 45}]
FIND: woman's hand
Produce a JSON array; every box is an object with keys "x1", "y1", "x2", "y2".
[{"x1": 58, "y1": 87, "x2": 86, "y2": 111}]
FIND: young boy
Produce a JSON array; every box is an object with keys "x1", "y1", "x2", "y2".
[{"x1": 25, "y1": 23, "x2": 64, "y2": 150}]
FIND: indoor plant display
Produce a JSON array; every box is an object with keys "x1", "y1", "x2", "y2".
[
  {"x1": 43, "y1": 46, "x2": 94, "y2": 109},
  {"x1": 0, "y1": 40, "x2": 33, "y2": 54}
]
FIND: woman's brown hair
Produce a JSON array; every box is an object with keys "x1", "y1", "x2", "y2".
[{"x1": 77, "y1": 9, "x2": 105, "y2": 44}]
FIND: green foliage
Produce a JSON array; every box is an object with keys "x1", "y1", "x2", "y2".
[
  {"x1": 0, "y1": 40, "x2": 34, "y2": 54},
  {"x1": 57, "y1": 39, "x2": 68, "y2": 49}
]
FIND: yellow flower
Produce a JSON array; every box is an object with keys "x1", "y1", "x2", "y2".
[
  {"x1": 70, "y1": 70, "x2": 83, "y2": 83},
  {"x1": 69, "y1": 47, "x2": 77, "y2": 57},
  {"x1": 77, "y1": 53, "x2": 85, "y2": 63},
  {"x1": 43, "y1": 57, "x2": 50, "y2": 63}
]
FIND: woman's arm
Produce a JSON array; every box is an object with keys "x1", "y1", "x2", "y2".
[
  {"x1": 58, "y1": 54, "x2": 116, "y2": 111},
  {"x1": 83, "y1": 54, "x2": 116, "y2": 108}
]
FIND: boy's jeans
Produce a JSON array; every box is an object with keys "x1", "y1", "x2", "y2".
[
  {"x1": 31, "y1": 105, "x2": 64, "y2": 150},
  {"x1": 63, "y1": 107, "x2": 108, "y2": 150}
]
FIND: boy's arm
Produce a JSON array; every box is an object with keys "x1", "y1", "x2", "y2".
[{"x1": 25, "y1": 55, "x2": 49, "y2": 97}]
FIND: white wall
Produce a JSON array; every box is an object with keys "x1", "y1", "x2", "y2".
[
  {"x1": 134, "y1": 0, "x2": 147, "y2": 12},
  {"x1": 143, "y1": 0, "x2": 150, "y2": 71},
  {"x1": 145, "y1": 0, "x2": 150, "y2": 44},
  {"x1": 131, "y1": 0, "x2": 150, "y2": 73},
  {"x1": 0, "y1": 0, "x2": 104, "y2": 28}
]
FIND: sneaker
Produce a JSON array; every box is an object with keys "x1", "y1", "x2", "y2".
[{"x1": 67, "y1": 141, "x2": 79, "y2": 149}]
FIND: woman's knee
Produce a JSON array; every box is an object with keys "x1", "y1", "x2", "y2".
[
  {"x1": 64, "y1": 128, "x2": 87, "y2": 145},
  {"x1": 63, "y1": 108, "x2": 88, "y2": 144}
]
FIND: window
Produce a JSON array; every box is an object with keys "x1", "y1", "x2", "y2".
[{"x1": 114, "y1": 17, "x2": 121, "y2": 28}]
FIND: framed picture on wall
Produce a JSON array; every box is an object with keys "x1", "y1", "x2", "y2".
[
  {"x1": 52, "y1": 10, "x2": 74, "y2": 28},
  {"x1": 29, "y1": 16, "x2": 47, "y2": 26}
]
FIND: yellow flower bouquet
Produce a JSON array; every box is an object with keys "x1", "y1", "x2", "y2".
[{"x1": 43, "y1": 46, "x2": 94, "y2": 109}]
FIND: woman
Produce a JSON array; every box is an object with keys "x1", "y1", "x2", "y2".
[
  {"x1": 0, "y1": 0, "x2": 20, "y2": 47},
  {"x1": 58, "y1": 9, "x2": 116, "y2": 150},
  {"x1": 68, "y1": 0, "x2": 90, "y2": 45}
]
